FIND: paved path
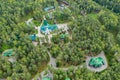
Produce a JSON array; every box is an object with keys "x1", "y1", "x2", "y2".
[
  {"x1": 48, "y1": 52, "x2": 56, "y2": 68},
  {"x1": 26, "y1": 18, "x2": 33, "y2": 25},
  {"x1": 57, "y1": 23, "x2": 69, "y2": 34},
  {"x1": 86, "y1": 51, "x2": 108, "y2": 72},
  {"x1": 8, "y1": 57, "x2": 16, "y2": 63},
  {"x1": 32, "y1": 41, "x2": 38, "y2": 46},
  {"x1": 32, "y1": 51, "x2": 84, "y2": 80},
  {"x1": 36, "y1": 26, "x2": 44, "y2": 37}
]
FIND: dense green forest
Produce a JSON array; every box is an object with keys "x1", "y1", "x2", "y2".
[
  {"x1": 0, "y1": 0, "x2": 120, "y2": 80},
  {"x1": 93, "y1": 0, "x2": 120, "y2": 13}
]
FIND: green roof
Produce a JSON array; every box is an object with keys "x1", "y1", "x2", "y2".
[
  {"x1": 89, "y1": 57, "x2": 104, "y2": 68},
  {"x1": 44, "y1": 6, "x2": 55, "y2": 12},
  {"x1": 60, "y1": 34, "x2": 68, "y2": 39},
  {"x1": 3, "y1": 49, "x2": 13, "y2": 57},
  {"x1": 42, "y1": 77, "x2": 51, "y2": 80},
  {"x1": 43, "y1": 19, "x2": 48, "y2": 26},
  {"x1": 30, "y1": 34, "x2": 36, "y2": 41},
  {"x1": 40, "y1": 19, "x2": 58, "y2": 33},
  {"x1": 65, "y1": 78, "x2": 70, "y2": 80}
]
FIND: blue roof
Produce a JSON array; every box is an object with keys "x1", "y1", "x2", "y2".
[
  {"x1": 40, "y1": 20, "x2": 58, "y2": 33},
  {"x1": 44, "y1": 6, "x2": 55, "y2": 12},
  {"x1": 30, "y1": 34, "x2": 36, "y2": 41}
]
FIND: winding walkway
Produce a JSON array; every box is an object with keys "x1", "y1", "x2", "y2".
[
  {"x1": 32, "y1": 51, "x2": 84, "y2": 80},
  {"x1": 33, "y1": 51, "x2": 108, "y2": 80}
]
